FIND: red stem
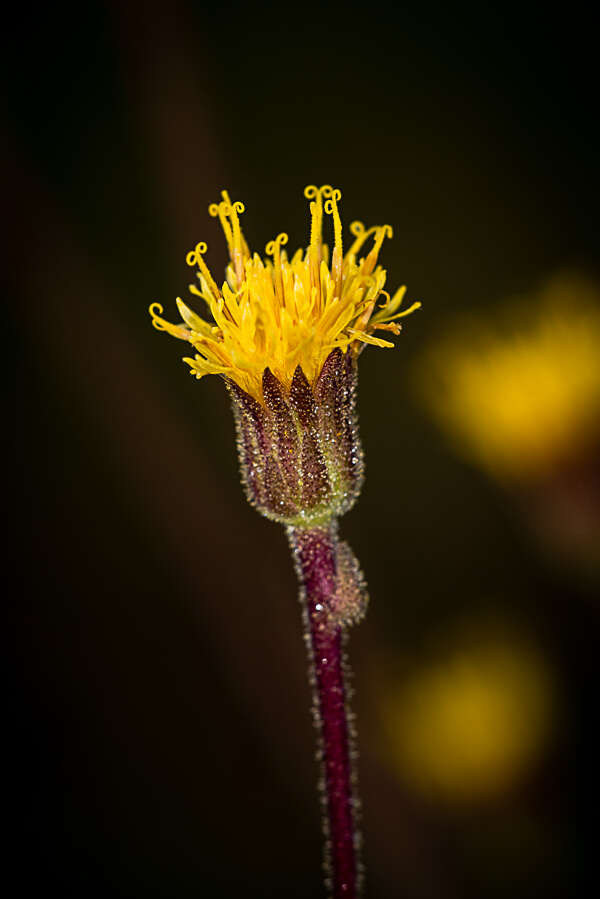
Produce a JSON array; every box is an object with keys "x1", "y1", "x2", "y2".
[{"x1": 289, "y1": 523, "x2": 362, "y2": 898}]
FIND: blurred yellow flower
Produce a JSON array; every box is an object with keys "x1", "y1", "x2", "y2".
[
  {"x1": 150, "y1": 185, "x2": 419, "y2": 402},
  {"x1": 417, "y1": 275, "x2": 600, "y2": 480},
  {"x1": 379, "y1": 634, "x2": 555, "y2": 802}
]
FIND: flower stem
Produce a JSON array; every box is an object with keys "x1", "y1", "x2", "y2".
[{"x1": 288, "y1": 523, "x2": 362, "y2": 898}]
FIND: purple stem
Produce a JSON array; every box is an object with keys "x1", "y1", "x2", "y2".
[{"x1": 288, "y1": 523, "x2": 362, "y2": 899}]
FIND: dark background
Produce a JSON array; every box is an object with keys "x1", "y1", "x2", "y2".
[{"x1": 6, "y1": 2, "x2": 598, "y2": 897}]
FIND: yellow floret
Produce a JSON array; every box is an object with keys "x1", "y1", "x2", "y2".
[
  {"x1": 150, "y1": 186, "x2": 420, "y2": 402},
  {"x1": 418, "y1": 274, "x2": 600, "y2": 479}
]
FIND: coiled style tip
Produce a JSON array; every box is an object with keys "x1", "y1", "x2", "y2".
[
  {"x1": 149, "y1": 302, "x2": 166, "y2": 329},
  {"x1": 265, "y1": 233, "x2": 289, "y2": 255},
  {"x1": 186, "y1": 241, "x2": 208, "y2": 267}
]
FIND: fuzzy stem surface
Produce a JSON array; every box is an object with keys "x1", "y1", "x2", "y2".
[{"x1": 288, "y1": 522, "x2": 361, "y2": 899}]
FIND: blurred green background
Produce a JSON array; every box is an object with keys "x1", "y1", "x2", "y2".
[{"x1": 7, "y1": 2, "x2": 598, "y2": 897}]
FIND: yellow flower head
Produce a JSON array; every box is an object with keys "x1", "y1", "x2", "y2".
[
  {"x1": 417, "y1": 275, "x2": 600, "y2": 480},
  {"x1": 149, "y1": 185, "x2": 420, "y2": 402},
  {"x1": 380, "y1": 632, "x2": 555, "y2": 802}
]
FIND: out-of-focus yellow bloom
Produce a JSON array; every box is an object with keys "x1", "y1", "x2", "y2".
[
  {"x1": 417, "y1": 275, "x2": 600, "y2": 480},
  {"x1": 380, "y1": 634, "x2": 555, "y2": 802},
  {"x1": 150, "y1": 186, "x2": 420, "y2": 403}
]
